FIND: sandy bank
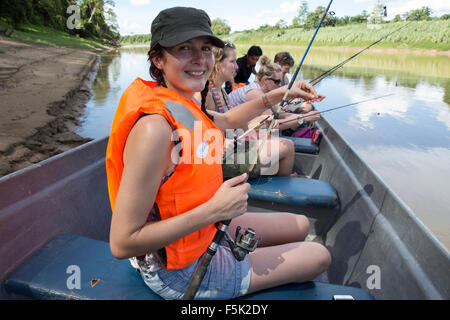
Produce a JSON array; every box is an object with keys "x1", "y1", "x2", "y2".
[{"x1": 0, "y1": 37, "x2": 106, "y2": 177}]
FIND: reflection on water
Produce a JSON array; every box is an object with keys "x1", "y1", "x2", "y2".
[{"x1": 76, "y1": 45, "x2": 450, "y2": 250}]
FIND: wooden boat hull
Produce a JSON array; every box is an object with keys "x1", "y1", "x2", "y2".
[{"x1": 0, "y1": 117, "x2": 448, "y2": 299}]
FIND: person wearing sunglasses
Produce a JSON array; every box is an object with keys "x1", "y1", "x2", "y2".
[
  {"x1": 195, "y1": 44, "x2": 298, "y2": 178},
  {"x1": 227, "y1": 56, "x2": 321, "y2": 132}
]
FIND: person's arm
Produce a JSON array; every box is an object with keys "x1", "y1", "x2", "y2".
[
  {"x1": 109, "y1": 114, "x2": 250, "y2": 259},
  {"x1": 215, "y1": 80, "x2": 320, "y2": 131}
]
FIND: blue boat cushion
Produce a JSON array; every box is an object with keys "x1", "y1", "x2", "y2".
[
  {"x1": 248, "y1": 176, "x2": 339, "y2": 208},
  {"x1": 281, "y1": 136, "x2": 319, "y2": 154},
  {"x1": 5, "y1": 234, "x2": 371, "y2": 300}
]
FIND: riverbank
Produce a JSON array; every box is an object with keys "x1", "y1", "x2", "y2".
[
  {"x1": 228, "y1": 20, "x2": 450, "y2": 51},
  {"x1": 0, "y1": 37, "x2": 107, "y2": 177},
  {"x1": 242, "y1": 44, "x2": 450, "y2": 57}
]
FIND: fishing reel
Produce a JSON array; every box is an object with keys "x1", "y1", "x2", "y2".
[{"x1": 224, "y1": 226, "x2": 260, "y2": 261}]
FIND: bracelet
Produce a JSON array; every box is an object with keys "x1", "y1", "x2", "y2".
[{"x1": 261, "y1": 93, "x2": 272, "y2": 109}]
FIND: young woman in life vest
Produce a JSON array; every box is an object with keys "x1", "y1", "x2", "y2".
[{"x1": 106, "y1": 7, "x2": 331, "y2": 300}]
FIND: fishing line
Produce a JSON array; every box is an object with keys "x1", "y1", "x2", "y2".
[
  {"x1": 309, "y1": 21, "x2": 414, "y2": 86},
  {"x1": 276, "y1": 93, "x2": 394, "y2": 127},
  {"x1": 249, "y1": 0, "x2": 334, "y2": 174},
  {"x1": 183, "y1": 0, "x2": 335, "y2": 301}
]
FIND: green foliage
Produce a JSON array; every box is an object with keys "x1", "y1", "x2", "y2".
[
  {"x1": 211, "y1": 18, "x2": 231, "y2": 36},
  {"x1": 368, "y1": 0, "x2": 385, "y2": 24},
  {"x1": 228, "y1": 20, "x2": 450, "y2": 51},
  {"x1": 393, "y1": 14, "x2": 402, "y2": 23},
  {"x1": 292, "y1": 1, "x2": 308, "y2": 27},
  {"x1": 120, "y1": 33, "x2": 151, "y2": 44},
  {"x1": 403, "y1": 7, "x2": 432, "y2": 21},
  {"x1": 0, "y1": 0, "x2": 120, "y2": 46}
]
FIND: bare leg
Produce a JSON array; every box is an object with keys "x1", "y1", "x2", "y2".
[
  {"x1": 277, "y1": 138, "x2": 295, "y2": 176},
  {"x1": 246, "y1": 241, "x2": 331, "y2": 294},
  {"x1": 228, "y1": 212, "x2": 309, "y2": 246},
  {"x1": 228, "y1": 212, "x2": 331, "y2": 295},
  {"x1": 258, "y1": 138, "x2": 295, "y2": 176}
]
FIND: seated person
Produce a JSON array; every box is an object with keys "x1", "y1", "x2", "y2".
[
  {"x1": 234, "y1": 45, "x2": 262, "y2": 85},
  {"x1": 195, "y1": 42, "x2": 299, "y2": 178},
  {"x1": 228, "y1": 56, "x2": 322, "y2": 132},
  {"x1": 274, "y1": 51, "x2": 295, "y2": 86}
]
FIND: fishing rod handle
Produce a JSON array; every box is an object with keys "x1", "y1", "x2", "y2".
[
  {"x1": 182, "y1": 251, "x2": 214, "y2": 300},
  {"x1": 182, "y1": 219, "x2": 231, "y2": 300}
]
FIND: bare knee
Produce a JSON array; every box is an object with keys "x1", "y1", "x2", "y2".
[
  {"x1": 294, "y1": 242, "x2": 331, "y2": 282},
  {"x1": 314, "y1": 243, "x2": 332, "y2": 274},
  {"x1": 295, "y1": 215, "x2": 310, "y2": 240},
  {"x1": 280, "y1": 138, "x2": 294, "y2": 158}
]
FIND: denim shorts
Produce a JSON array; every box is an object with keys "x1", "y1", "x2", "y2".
[{"x1": 130, "y1": 245, "x2": 251, "y2": 300}]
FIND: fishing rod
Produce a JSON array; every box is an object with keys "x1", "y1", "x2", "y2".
[
  {"x1": 308, "y1": 21, "x2": 414, "y2": 86},
  {"x1": 243, "y1": 21, "x2": 413, "y2": 136},
  {"x1": 183, "y1": 0, "x2": 334, "y2": 300},
  {"x1": 250, "y1": 0, "x2": 334, "y2": 172},
  {"x1": 276, "y1": 93, "x2": 394, "y2": 127}
]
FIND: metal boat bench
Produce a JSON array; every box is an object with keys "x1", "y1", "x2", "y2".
[
  {"x1": 4, "y1": 233, "x2": 372, "y2": 300},
  {"x1": 248, "y1": 176, "x2": 339, "y2": 208},
  {"x1": 282, "y1": 136, "x2": 320, "y2": 154}
]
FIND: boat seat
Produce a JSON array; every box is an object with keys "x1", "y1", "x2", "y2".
[
  {"x1": 281, "y1": 136, "x2": 320, "y2": 154},
  {"x1": 5, "y1": 234, "x2": 372, "y2": 300},
  {"x1": 248, "y1": 177, "x2": 339, "y2": 208}
]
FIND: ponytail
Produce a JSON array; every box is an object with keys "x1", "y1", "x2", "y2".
[{"x1": 200, "y1": 80, "x2": 214, "y2": 121}]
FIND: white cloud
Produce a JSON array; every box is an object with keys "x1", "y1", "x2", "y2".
[
  {"x1": 280, "y1": 1, "x2": 301, "y2": 14},
  {"x1": 414, "y1": 82, "x2": 450, "y2": 130},
  {"x1": 351, "y1": 0, "x2": 450, "y2": 19},
  {"x1": 345, "y1": 76, "x2": 412, "y2": 129},
  {"x1": 119, "y1": 19, "x2": 143, "y2": 35},
  {"x1": 129, "y1": 0, "x2": 151, "y2": 6}
]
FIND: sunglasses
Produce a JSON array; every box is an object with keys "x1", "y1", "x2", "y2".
[
  {"x1": 268, "y1": 78, "x2": 282, "y2": 85},
  {"x1": 224, "y1": 40, "x2": 235, "y2": 48}
]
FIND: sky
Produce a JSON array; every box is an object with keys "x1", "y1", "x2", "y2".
[{"x1": 114, "y1": 0, "x2": 450, "y2": 35}]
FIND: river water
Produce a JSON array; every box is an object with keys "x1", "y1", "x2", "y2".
[{"x1": 75, "y1": 45, "x2": 450, "y2": 251}]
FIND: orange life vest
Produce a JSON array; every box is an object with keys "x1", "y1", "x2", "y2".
[
  {"x1": 106, "y1": 78, "x2": 223, "y2": 269},
  {"x1": 232, "y1": 82, "x2": 246, "y2": 91}
]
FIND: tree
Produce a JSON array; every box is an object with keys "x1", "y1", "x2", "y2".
[
  {"x1": 403, "y1": 7, "x2": 432, "y2": 21},
  {"x1": 350, "y1": 10, "x2": 369, "y2": 24},
  {"x1": 392, "y1": 14, "x2": 402, "y2": 22},
  {"x1": 304, "y1": 6, "x2": 333, "y2": 29},
  {"x1": 275, "y1": 19, "x2": 288, "y2": 29},
  {"x1": 368, "y1": 0, "x2": 385, "y2": 24},
  {"x1": 292, "y1": 1, "x2": 308, "y2": 27},
  {"x1": 211, "y1": 18, "x2": 230, "y2": 36}
]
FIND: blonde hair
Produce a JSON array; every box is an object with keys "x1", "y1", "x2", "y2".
[
  {"x1": 210, "y1": 44, "x2": 236, "y2": 83},
  {"x1": 256, "y1": 56, "x2": 282, "y2": 81}
]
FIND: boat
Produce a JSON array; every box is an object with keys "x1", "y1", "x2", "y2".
[{"x1": 0, "y1": 116, "x2": 448, "y2": 300}]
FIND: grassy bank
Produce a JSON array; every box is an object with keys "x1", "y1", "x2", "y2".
[
  {"x1": 5, "y1": 24, "x2": 110, "y2": 49},
  {"x1": 228, "y1": 20, "x2": 449, "y2": 51},
  {"x1": 119, "y1": 20, "x2": 449, "y2": 51}
]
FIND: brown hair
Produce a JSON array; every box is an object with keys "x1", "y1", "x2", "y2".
[
  {"x1": 148, "y1": 44, "x2": 167, "y2": 87},
  {"x1": 274, "y1": 52, "x2": 294, "y2": 67}
]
